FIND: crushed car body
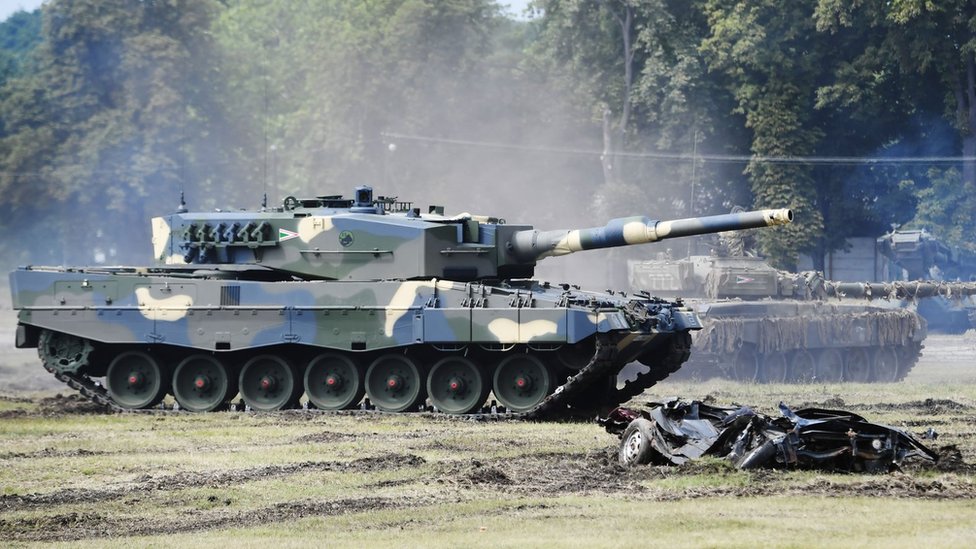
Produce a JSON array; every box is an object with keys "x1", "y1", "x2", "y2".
[{"x1": 601, "y1": 399, "x2": 939, "y2": 472}]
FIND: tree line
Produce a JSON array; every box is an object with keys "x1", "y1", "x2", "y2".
[{"x1": 0, "y1": 0, "x2": 973, "y2": 272}]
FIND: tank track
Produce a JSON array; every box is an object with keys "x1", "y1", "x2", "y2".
[
  {"x1": 677, "y1": 341, "x2": 924, "y2": 383},
  {"x1": 38, "y1": 333, "x2": 687, "y2": 420},
  {"x1": 612, "y1": 331, "x2": 692, "y2": 405},
  {"x1": 894, "y1": 341, "x2": 923, "y2": 382},
  {"x1": 42, "y1": 363, "x2": 132, "y2": 413},
  {"x1": 36, "y1": 333, "x2": 691, "y2": 421}
]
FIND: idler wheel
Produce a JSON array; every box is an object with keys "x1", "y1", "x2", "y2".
[
  {"x1": 38, "y1": 330, "x2": 93, "y2": 375},
  {"x1": 106, "y1": 351, "x2": 168, "y2": 410},
  {"x1": 239, "y1": 355, "x2": 300, "y2": 411},
  {"x1": 173, "y1": 354, "x2": 233, "y2": 412},
  {"x1": 365, "y1": 354, "x2": 425, "y2": 413},
  {"x1": 814, "y1": 348, "x2": 844, "y2": 382},
  {"x1": 492, "y1": 354, "x2": 551, "y2": 413},
  {"x1": 844, "y1": 348, "x2": 872, "y2": 383},
  {"x1": 871, "y1": 347, "x2": 899, "y2": 383},
  {"x1": 427, "y1": 356, "x2": 488, "y2": 415},
  {"x1": 305, "y1": 353, "x2": 364, "y2": 410}
]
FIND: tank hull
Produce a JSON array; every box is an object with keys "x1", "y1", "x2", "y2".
[
  {"x1": 628, "y1": 255, "x2": 930, "y2": 384},
  {"x1": 12, "y1": 265, "x2": 699, "y2": 415},
  {"x1": 678, "y1": 299, "x2": 925, "y2": 383}
]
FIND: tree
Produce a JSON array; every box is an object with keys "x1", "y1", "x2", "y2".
[
  {"x1": 0, "y1": 0, "x2": 235, "y2": 266},
  {"x1": 0, "y1": 8, "x2": 41, "y2": 86},
  {"x1": 699, "y1": 0, "x2": 832, "y2": 268},
  {"x1": 531, "y1": 1, "x2": 748, "y2": 222},
  {"x1": 815, "y1": 0, "x2": 976, "y2": 252}
]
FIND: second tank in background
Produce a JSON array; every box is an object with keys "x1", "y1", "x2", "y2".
[{"x1": 629, "y1": 252, "x2": 976, "y2": 383}]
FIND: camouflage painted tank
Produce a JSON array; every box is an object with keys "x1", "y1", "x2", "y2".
[
  {"x1": 629, "y1": 254, "x2": 976, "y2": 383},
  {"x1": 10, "y1": 186, "x2": 791, "y2": 416}
]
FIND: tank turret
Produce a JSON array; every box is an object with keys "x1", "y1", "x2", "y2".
[{"x1": 151, "y1": 186, "x2": 792, "y2": 282}]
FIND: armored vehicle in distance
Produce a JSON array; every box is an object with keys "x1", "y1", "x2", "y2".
[
  {"x1": 877, "y1": 229, "x2": 976, "y2": 333},
  {"x1": 10, "y1": 186, "x2": 791, "y2": 416},
  {"x1": 628, "y1": 253, "x2": 976, "y2": 383}
]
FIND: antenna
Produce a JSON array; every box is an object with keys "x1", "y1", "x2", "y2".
[
  {"x1": 262, "y1": 73, "x2": 269, "y2": 210},
  {"x1": 178, "y1": 89, "x2": 188, "y2": 214},
  {"x1": 687, "y1": 128, "x2": 699, "y2": 258}
]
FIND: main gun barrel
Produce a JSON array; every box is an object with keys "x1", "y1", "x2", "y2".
[
  {"x1": 507, "y1": 208, "x2": 793, "y2": 262},
  {"x1": 828, "y1": 281, "x2": 976, "y2": 301}
]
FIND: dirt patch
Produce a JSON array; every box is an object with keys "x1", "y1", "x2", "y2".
[
  {"x1": 870, "y1": 399, "x2": 972, "y2": 414},
  {"x1": 37, "y1": 394, "x2": 111, "y2": 416},
  {"x1": 433, "y1": 449, "x2": 648, "y2": 495},
  {"x1": 0, "y1": 409, "x2": 28, "y2": 419},
  {"x1": 0, "y1": 453, "x2": 426, "y2": 512},
  {"x1": 0, "y1": 448, "x2": 105, "y2": 460},
  {"x1": 293, "y1": 431, "x2": 359, "y2": 444},
  {"x1": 638, "y1": 473, "x2": 976, "y2": 501},
  {"x1": 927, "y1": 444, "x2": 976, "y2": 475},
  {"x1": 426, "y1": 443, "x2": 975, "y2": 502},
  {"x1": 467, "y1": 461, "x2": 513, "y2": 485},
  {"x1": 1, "y1": 496, "x2": 409, "y2": 542}
]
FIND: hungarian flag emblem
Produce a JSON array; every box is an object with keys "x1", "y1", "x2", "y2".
[{"x1": 278, "y1": 228, "x2": 299, "y2": 242}]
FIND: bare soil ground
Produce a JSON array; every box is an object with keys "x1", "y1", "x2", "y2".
[{"x1": 1, "y1": 305, "x2": 975, "y2": 546}]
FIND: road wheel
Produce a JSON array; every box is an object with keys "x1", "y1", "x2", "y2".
[
  {"x1": 844, "y1": 348, "x2": 871, "y2": 383},
  {"x1": 759, "y1": 351, "x2": 789, "y2": 383},
  {"x1": 619, "y1": 418, "x2": 656, "y2": 467},
  {"x1": 239, "y1": 355, "x2": 301, "y2": 411},
  {"x1": 172, "y1": 354, "x2": 233, "y2": 412},
  {"x1": 107, "y1": 351, "x2": 168, "y2": 409},
  {"x1": 871, "y1": 347, "x2": 899, "y2": 382},
  {"x1": 790, "y1": 350, "x2": 816, "y2": 383},
  {"x1": 492, "y1": 354, "x2": 551, "y2": 413},
  {"x1": 814, "y1": 348, "x2": 844, "y2": 382},
  {"x1": 365, "y1": 354, "x2": 425, "y2": 413},
  {"x1": 304, "y1": 353, "x2": 364, "y2": 410},
  {"x1": 731, "y1": 345, "x2": 759, "y2": 382},
  {"x1": 427, "y1": 356, "x2": 488, "y2": 414}
]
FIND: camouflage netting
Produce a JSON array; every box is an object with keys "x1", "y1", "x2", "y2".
[{"x1": 696, "y1": 307, "x2": 923, "y2": 354}]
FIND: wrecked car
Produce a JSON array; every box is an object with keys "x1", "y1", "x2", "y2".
[{"x1": 601, "y1": 399, "x2": 939, "y2": 472}]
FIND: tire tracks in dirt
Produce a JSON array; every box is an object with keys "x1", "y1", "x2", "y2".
[{"x1": 0, "y1": 453, "x2": 425, "y2": 512}]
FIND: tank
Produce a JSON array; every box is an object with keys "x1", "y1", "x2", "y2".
[
  {"x1": 876, "y1": 229, "x2": 976, "y2": 333},
  {"x1": 9, "y1": 186, "x2": 791, "y2": 416},
  {"x1": 629, "y1": 253, "x2": 976, "y2": 383}
]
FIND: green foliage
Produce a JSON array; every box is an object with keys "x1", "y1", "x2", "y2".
[
  {"x1": 700, "y1": 1, "x2": 827, "y2": 267},
  {"x1": 814, "y1": 0, "x2": 976, "y2": 254},
  {"x1": 0, "y1": 0, "x2": 974, "y2": 273},
  {"x1": 532, "y1": 0, "x2": 744, "y2": 228},
  {"x1": 0, "y1": 0, "x2": 237, "y2": 265},
  {"x1": 911, "y1": 168, "x2": 976, "y2": 252},
  {"x1": 0, "y1": 9, "x2": 41, "y2": 85}
]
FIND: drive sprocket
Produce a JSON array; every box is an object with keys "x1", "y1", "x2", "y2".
[{"x1": 38, "y1": 330, "x2": 93, "y2": 375}]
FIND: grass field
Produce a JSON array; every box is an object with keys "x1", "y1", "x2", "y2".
[{"x1": 1, "y1": 302, "x2": 975, "y2": 547}]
